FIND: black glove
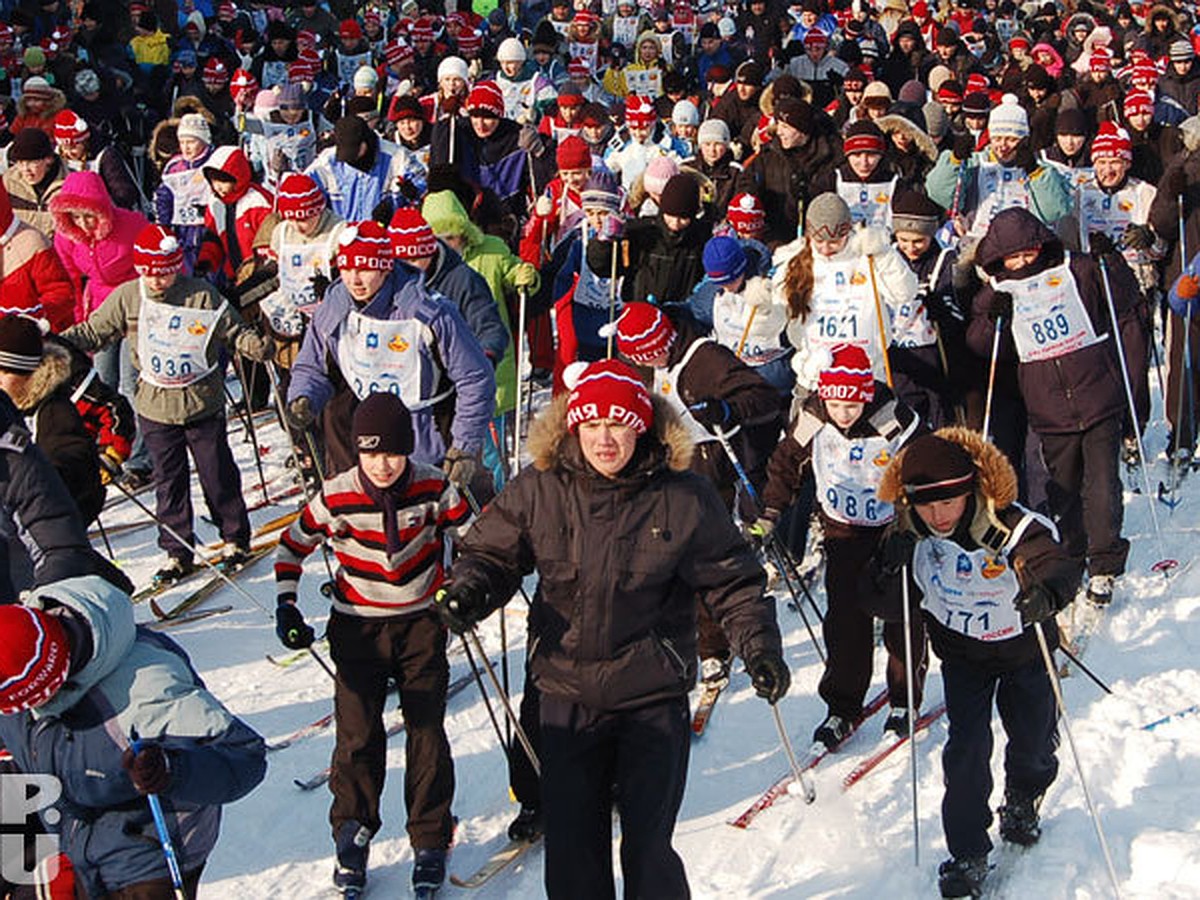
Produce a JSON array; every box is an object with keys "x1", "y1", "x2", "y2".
[
  {"x1": 1015, "y1": 583, "x2": 1061, "y2": 625},
  {"x1": 747, "y1": 650, "x2": 791, "y2": 704},
  {"x1": 1122, "y1": 223, "x2": 1156, "y2": 251},
  {"x1": 288, "y1": 396, "x2": 315, "y2": 429},
  {"x1": 921, "y1": 289, "x2": 965, "y2": 328},
  {"x1": 952, "y1": 131, "x2": 975, "y2": 161},
  {"x1": 435, "y1": 579, "x2": 490, "y2": 634},
  {"x1": 690, "y1": 398, "x2": 732, "y2": 430},
  {"x1": 877, "y1": 529, "x2": 917, "y2": 577},
  {"x1": 310, "y1": 272, "x2": 331, "y2": 301},
  {"x1": 370, "y1": 195, "x2": 395, "y2": 225},
  {"x1": 988, "y1": 290, "x2": 1013, "y2": 323},
  {"x1": 1010, "y1": 141, "x2": 1039, "y2": 175},
  {"x1": 396, "y1": 177, "x2": 422, "y2": 203},
  {"x1": 122, "y1": 743, "x2": 171, "y2": 795},
  {"x1": 276, "y1": 601, "x2": 315, "y2": 649},
  {"x1": 1088, "y1": 230, "x2": 1118, "y2": 258}
]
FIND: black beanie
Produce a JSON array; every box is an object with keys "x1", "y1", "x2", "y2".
[
  {"x1": 8, "y1": 127, "x2": 53, "y2": 162},
  {"x1": 658, "y1": 173, "x2": 699, "y2": 218},
  {"x1": 352, "y1": 392, "x2": 415, "y2": 456},
  {"x1": 900, "y1": 434, "x2": 976, "y2": 505},
  {"x1": 1054, "y1": 107, "x2": 1088, "y2": 137},
  {"x1": 775, "y1": 96, "x2": 814, "y2": 133},
  {"x1": 0, "y1": 315, "x2": 44, "y2": 373},
  {"x1": 334, "y1": 114, "x2": 372, "y2": 164}
]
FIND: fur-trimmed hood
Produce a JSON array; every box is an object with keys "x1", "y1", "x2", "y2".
[
  {"x1": 878, "y1": 425, "x2": 1018, "y2": 508},
  {"x1": 50, "y1": 171, "x2": 115, "y2": 243},
  {"x1": 874, "y1": 113, "x2": 938, "y2": 161},
  {"x1": 525, "y1": 392, "x2": 695, "y2": 475},
  {"x1": 1145, "y1": 3, "x2": 1185, "y2": 36},
  {"x1": 6, "y1": 342, "x2": 72, "y2": 414},
  {"x1": 15, "y1": 85, "x2": 66, "y2": 119}
]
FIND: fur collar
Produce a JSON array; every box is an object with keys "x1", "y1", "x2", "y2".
[{"x1": 6, "y1": 343, "x2": 72, "y2": 413}]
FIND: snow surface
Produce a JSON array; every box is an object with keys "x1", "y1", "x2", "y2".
[{"x1": 97, "y1": 408, "x2": 1200, "y2": 899}]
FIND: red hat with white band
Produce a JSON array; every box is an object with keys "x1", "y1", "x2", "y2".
[
  {"x1": 133, "y1": 225, "x2": 184, "y2": 277},
  {"x1": 335, "y1": 221, "x2": 395, "y2": 271}
]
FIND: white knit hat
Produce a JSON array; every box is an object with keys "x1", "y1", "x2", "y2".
[
  {"x1": 353, "y1": 65, "x2": 378, "y2": 91},
  {"x1": 497, "y1": 37, "x2": 525, "y2": 63},
  {"x1": 671, "y1": 99, "x2": 699, "y2": 126},
  {"x1": 176, "y1": 112, "x2": 212, "y2": 145},
  {"x1": 437, "y1": 56, "x2": 469, "y2": 83},
  {"x1": 697, "y1": 118, "x2": 731, "y2": 144},
  {"x1": 987, "y1": 93, "x2": 1029, "y2": 139}
]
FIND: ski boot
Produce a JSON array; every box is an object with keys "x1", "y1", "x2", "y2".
[
  {"x1": 153, "y1": 556, "x2": 196, "y2": 587},
  {"x1": 219, "y1": 543, "x2": 253, "y2": 573},
  {"x1": 882, "y1": 706, "x2": 910, "y2": 738},
  {"x1": 1085, "y1": 574, "x2": 1114, "y2": 607},
  {"x1": 413, "y1": 847, "x2": 446, "y2": 896},
  {"x1": 333, "y1": 821, "x2": 371, "y2": 897},
  {"x1": 507, "y1": 805, "x2": 543, "y2": 842},
  {"x1": 812, "y1": 713, "x2": 853, "y2": 751},
  {"x1": 998, "y1": 789, "x2": 1043, "y2": 846},
  {"x1": 937, "y1": 855, "x2": 989, "y2": 898}
]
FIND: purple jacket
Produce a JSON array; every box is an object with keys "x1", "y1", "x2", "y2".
[{"x1": 288, "y1": 265, "x2": 495, "y2": 463}]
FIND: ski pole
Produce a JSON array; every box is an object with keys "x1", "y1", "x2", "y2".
[
  {"x1": 1097, "y1": 255, "x2": 1175, "y2": 573},
  {"x1": 263, "y1": 361, "x2": 316, "y2": 500},
  {"x1": 461, "y1": 485, "x2": 533, "y2": 610},
  {"x1": 766, "y1": 537, "x2": 825, "y2": 663},
  {"x1": 110, "y1": 478, "x2": 272, "y2": 618},
  {"x1": 459, "y1": 632, "x2": 512, "y2": 759},
  {"x1": 981, "y1": 313, "x2": 1003, "y2": 441},
  {"x1": 465, "y1": 626, "x2": 541, "y2": 777},
  {"x1": 129, "y1": 733, "x2": 187, "y2": 900},
  {"x1": 1033, "y1": 622, "x2": 1122, "y2": 899},
  {"x1": 231, "y1": 357, "x2": 270, "y2": 502},
  {"x1": 1055, "y1": 644, "x2": 1112, "y2": 695},
  {"x1": 866, "y1": 251, "x2": 894, "y2": 388},
  {"x1": 900, "y1": 564, "x2": 920, "y2": 867},
  {"x1": 512, "y1": 287, "x2": 528, "y2": 478},
  {"x1": 1166, "y1": 194, "x2": 1193, "y2": 509},
  {"x1": 770, "y1": 703, "x2": 816, "y2": 803},
  {"x1": 606, "y1": 240, "x2": 621, "y2": 359},
  {"x1": 772, "y1": 537, "x2": 826, "y2": 624},
  {"x1": 95, "y1": 513, "x2": 115, "y2": 560}
]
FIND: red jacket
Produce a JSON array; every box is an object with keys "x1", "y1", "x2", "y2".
[
  {"x1": 0, "y1": 183, "x2": 74, "y2": 330},
  {"x1": 197, "y1": 146, "x2": 274, "y2": 282}
]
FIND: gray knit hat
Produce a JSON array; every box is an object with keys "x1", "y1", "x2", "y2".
[
  {"x1": 581, "y1": 170, "x2": 623, "y2": 213},
  {"x1": 697, "y1": 118, "x2": 730, "y2": 144},
  {"x1": 805, "y1": 192, "x2": 852, "y2": 241}
]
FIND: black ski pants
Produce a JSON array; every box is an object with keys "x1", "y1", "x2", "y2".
[
  {"x1": 940, "y1": 655, "x2": 1059, "y2": 859},
  {"x1": 540, "y1": 694, "x2": 691, "y2": 900}
]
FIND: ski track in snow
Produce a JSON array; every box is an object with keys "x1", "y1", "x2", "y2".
[{"x1": 97, "y1": 401, "x2": 1200, "y2": 898}]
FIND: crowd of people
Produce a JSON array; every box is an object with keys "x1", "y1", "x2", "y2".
[{"x1": 0, "y1": 0, "x2": 1196, "y2": 896}]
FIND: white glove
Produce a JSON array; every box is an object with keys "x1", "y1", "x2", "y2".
[
  {"x1": 535, "y1": 193, "x2": 554, "y2": 217},
  {"x1": 858, "y1": 226, "x2": 892, "y2": 258},
  {"x1": 742, "y1": 276, "x2": 773, "y2": 309}
]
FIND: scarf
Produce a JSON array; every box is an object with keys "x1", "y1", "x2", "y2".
[{"x1": 357, "y1": 462, "x2": 412, "y2": 557}]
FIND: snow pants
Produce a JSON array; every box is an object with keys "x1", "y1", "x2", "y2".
[
  {"x1": 139, "y1": 413, "x2": 250, "y2": 562},
  {"x1": 93, "y1": 864, "x2": 204, "y2": 899},
  {"x1": 327, "y1": 610, "x2": 455, "y2": 851},
  {"x1": 820, "y1": 529, "x2": 928, "y2": 719},
  {"x1": 1039, "y1": 415, "x2": 1129, "y2": 578},
  {"x1": 540, "y1": 694, "x2": 691, "y2": 900},
  {"x1": 940, "y1": 655, "x2": 1059, "y2": 859}
]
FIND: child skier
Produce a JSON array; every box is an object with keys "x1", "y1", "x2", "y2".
[
  {"x1": 870, "y1": 429, "x2": 1081, "y2": 898},
  {"x1": 62, "y1": 224, "x2": 274, "y2": 584},
  {"x1": 752, "y1": 343, "x2": 929, "y2": 742},
  {"x1": 273, "y1": 392, "x2": 471, "y2": 897}
]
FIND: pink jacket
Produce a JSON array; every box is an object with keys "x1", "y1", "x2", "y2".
[{"x1": 50, "y1": 171, "x2": 150, "y2": 322}]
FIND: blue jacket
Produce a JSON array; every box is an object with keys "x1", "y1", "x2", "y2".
[
  {"x1": 305, "y1": 141, "x2": 397, "y2": 223},
  {"x1": 0, "y1": 576, "x2": 266, "y2": 897},
  {"x1": 288, "y1": 267, "x2": 495, "y2": 461}
]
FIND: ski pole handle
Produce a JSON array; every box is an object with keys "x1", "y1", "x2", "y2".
[{"x1": 130, "y1": 736, "x2": 187, "y2": 900}]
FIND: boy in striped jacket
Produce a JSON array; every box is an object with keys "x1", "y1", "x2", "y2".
[{"x1": 273, "y1": 391, "x2": 471, "y2": 897}]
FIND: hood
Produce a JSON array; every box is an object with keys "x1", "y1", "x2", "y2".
[
  {"x1": 526, "y1": 392, "x2": 694, "y2": 475},
  {"x1": 1145, "y1": 3, "x2": 1183, "y2": 35},
  {"x1": 878, "y1": 425, "x2": 1018, "y2": 511},
  {"x1": 202, "y1": 145, "x2": 253, "y2": 203},
  {"x1": 1031, "y1": 42, "x2": 1064, "y2": 76},
  {"x1": 186, "y1": 9, "x2": 207, "y2": 40},
  {"x1": 49, "y1": 170, "x2": 115, "y2": 243},
  {"x1": 6, "y1": 342, "x2": 72, "y2": 413},
  {"x1": 973, "y1": 207, "x2": 1060, "y2": 274},
  {"x1": 16, "y1": 86, "x2": 66, "y2": 119},
  {"x1": 422, "y1": 189, "x2": 484, "y2": 251},
  {"x1": 28, "y1": 575, "x2": 137, "y2": 719},
  {"x1": 893, "y1": 20, "x2": 924, "y2": 48},
  {"x1": 874, "y1": 113, "x2": 938, "y2": 161}
]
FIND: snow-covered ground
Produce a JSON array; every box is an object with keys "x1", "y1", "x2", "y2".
[{"x1": 98, "y1": 408, "x2": 1200, "y2": 899}]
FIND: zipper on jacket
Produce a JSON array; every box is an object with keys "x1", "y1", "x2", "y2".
[{"x1": 652, "y1": 629, "x2": 688, "y2": 680}]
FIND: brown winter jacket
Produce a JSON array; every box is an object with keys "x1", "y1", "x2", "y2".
[
  {"x1": 451, "y1": 394, "x2": 783, "y2": 712},
  {"x1": 872, "y1": 426, "x2": 1082, "y2": 671}
]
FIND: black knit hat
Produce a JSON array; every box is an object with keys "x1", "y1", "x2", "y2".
[
  {"x1": 891, "y1": 189, "x2": 944, "y2": 237},
  {"x1": 8, "y1": 127, "x2": 53, "y2": 162},
  {"x1": 0, "y1": 315, "x2": 44, "y2": 373},
  {"x1": 659, "y1": 173, "x2": 699, "y2": 218},
  {"x1": 775, "y1": 96, "x2": 814, "y2": 133},
  {"x1": 352, "y1": 392, "x2": 414, "y2": 456},
  {"x1": 900, "y1": 434, "x2": 976, "y2": 505},
  {"x1": 1054, "y1": 107, "x2": 1088, "y2": 136}
]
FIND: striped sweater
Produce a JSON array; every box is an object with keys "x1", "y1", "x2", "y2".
[{"x1": 275, "y1": 462, "x2": 471, "y2": 617}]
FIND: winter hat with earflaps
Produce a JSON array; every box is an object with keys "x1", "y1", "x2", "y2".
[
  {"x1": 0, "y1": 605, "x2": 71, "y2": 715},
  {"x1": 805, "y1": 192, "x2": 852, "y2": 242},
  {"x1": 564, "y1": 358, "x2": 654, "y2": 435}
]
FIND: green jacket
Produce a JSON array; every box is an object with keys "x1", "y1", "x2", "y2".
[{"x1": 63, "y1": 275, "x2": 272, "y2": 425}]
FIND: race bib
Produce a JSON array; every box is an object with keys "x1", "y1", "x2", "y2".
[
  {"x1": 1006, "y1": 258, "x2": 1105, "y2": 363},
  {"x1": 161, "y1": 167, "x2": 211, "y2": 227},
  {"x1": 836, "y1": 175, "x2": 895, "y2": 231},
  {"x1": 913, "y1": 537, "x2": 1023, "y2": 642},
  {"x1": 336, "y1": 310, "x2": 433, "y2": 406},
  {"x1": 136, "y1": 293, "x2": 222, "y2": 388},
  {"x1": 336, "y1": 51, "x2": 371, "y2": 86},
  {"x1": 624, "y1": 68, "x2": 662, "y2": 97},
  {"x1": 811, "y1": 427, "x2": 894, "y2": 526}
]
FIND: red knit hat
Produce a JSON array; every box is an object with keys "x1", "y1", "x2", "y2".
[
  {"x1": 0, "y1": 606, "x2": 70, "y2": 715},
  {"x1": 1124, "y1": 88, "x2": 1154, "y2": 117},
  {"x1": 727, "y1": 192, "x2": 765, "y2": 236},
  {"x1": 568, "y1": 56, "x2": 591, "y2": 78},
  {"x1": 203, "y1": 57, "x2": 229, "y2": 89},
  {"x1": 289, "y1": 50, "x2": 322, "y2": 83},
  {"x1": 339, "y1": 18, "x2": 363, "y2": 41},
  {"x1": 1089, "y1": 45, "x2": 1112, "y2": 73},
  {"x1": 133, "y1": 224, "x2": 184, "y2": 276},
  {"x1": 625, "y1": 94, "x2": 656, "y2": 127},
  {"x1": 565, "y1": 359, "x2": 654, "y2": 435},
  {"x1": 335, "y1": 221, "x2": 394, "y2": 270},
  {"x1": 556, "y1": 135, "x2": 591, "y2": 171},
  {"x1": 277, "y1": 172, "x2": 326, "y2": 220},
  {"x1": 384, "y1": 40, "x2": 411, "y2": 67},
  {"x1": 843, "y1": 121, "x2": 886, "y2": 155},
  {"x1": 457, "y1": 29, "x2": 483, "y2": 54},
  {"x1": 230, "y1": 68, "x2": 258, "y2": 101},
  {"x1": 466, "y1": 81, "x2": 505, "y2": 118},
  {"x1": 53, "y1": 109, "x2": 89, "y2": 144},
  {"x1": 1091, "y1": 121, "x2": 1132, "y2": 162},
  {"x1": 388, "y1": 207, "x2": 439, "y2": 259},
  {"x1": 817, "y1": 343, "x2": 875, "y2": 403},
  {"x1": 412, "y1": 16, "x2": 436, "y2": 41},
  {"x1": 613, "y1": 302, "x2": 677, "y2": 364}
]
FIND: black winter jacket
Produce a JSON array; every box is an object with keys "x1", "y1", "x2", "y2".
[{"x1": 452, "y1": 395, "x2": 783, "y2": 711}]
